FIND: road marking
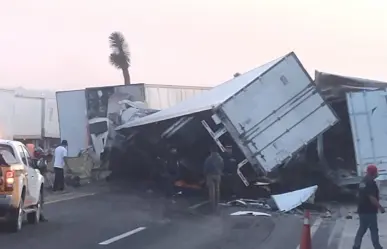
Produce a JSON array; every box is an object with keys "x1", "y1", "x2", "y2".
[
  {"x1": 327, "y1": 219, "x2": 345, "y2": 249},
  {"x1": 98, "y1": 227, "x2": 147, "y2": 245},
  {"x1": 295, "y1": 217, "x2": 323, "y2": 249},
  {"x1": 189, "y1": 200, "x2": 209, "y2": 209},
  {"x1": 45, "y1": 193, "x2": 96, "y2": 204}
]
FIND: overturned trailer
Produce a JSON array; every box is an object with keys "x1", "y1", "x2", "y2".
[
  {"x1": 113, "y1": 52, "x2": 338, "y2": 195},
  {"x1": 313, "y1": 72, "x2": 387, "y2": 187}
]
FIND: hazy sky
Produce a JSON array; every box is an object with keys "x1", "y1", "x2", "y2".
[{"x1": 0, "y1": 0, "x2": 386, "y2": 90}]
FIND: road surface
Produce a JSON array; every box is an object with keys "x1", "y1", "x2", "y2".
[{"x1": 0, "y1": 184, "x2": 343, "y2": 249}]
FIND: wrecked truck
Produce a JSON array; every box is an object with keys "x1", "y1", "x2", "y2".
[{"x1": 112, "y1": 52, "x2": 339, "y2": 196}]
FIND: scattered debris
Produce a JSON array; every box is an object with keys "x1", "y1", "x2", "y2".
[
  {"x1": 230, "y1": 211, "x2": 271, "y2": 217},
  {"x1": 222, "y1": 198, "x2": 273, "y2": 210},
  {"x1": 321, "y1": 211, "x2": 332, "y2": 218},
  {"x1": 55, "y1": 51, "x2": 387, "y2": 210},
  {"x1": 254, "y1": 182, "x2": 271, "y2": 186},
  {"x1": 226, "y1": 200, "x2": 247, "y2": 207}
]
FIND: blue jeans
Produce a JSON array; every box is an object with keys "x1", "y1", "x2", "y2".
[{"x1": 353, "y1": 213, "x2": 383, "y2": 249}]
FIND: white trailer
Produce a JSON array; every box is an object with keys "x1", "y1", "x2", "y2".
[
  {"x1": 57, "y1": 84, "x2": 209, "y2": 156},
  {"x1": 13, "y1": 96, "x2": 43, "y2": 139},
  {"x1": 209, "y1": 53, "x2": 338, "y2": 184},
  {"x1": 56, "y1": 90, "x2": 89, "y2": 157},
  {"x1": 314, "y1": 71, "x2": 387, "y2": 187},
  {"x1": 0, "y1": 89, "x2": 15, "y2": 140}
]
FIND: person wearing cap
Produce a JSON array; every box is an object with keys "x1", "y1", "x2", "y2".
[
  {"x1": 353, "y1": 164, "x2": 385, "y2": 249},
  {"x1": 53, "y1": 140, "x2": 68, "y2": 192}
]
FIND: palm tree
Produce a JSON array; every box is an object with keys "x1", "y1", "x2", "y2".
[{"x1": 109, "y1": 32, "x2": 131, "y2": 85}]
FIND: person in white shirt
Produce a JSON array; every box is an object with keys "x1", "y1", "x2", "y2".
[{"x1": 53, "y1": 140, "x2": 68, "y2": 192}]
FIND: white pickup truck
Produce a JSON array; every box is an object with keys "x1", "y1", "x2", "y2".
[{"x1": 0, "y1": 139, "x2": 45, "y2": 232}]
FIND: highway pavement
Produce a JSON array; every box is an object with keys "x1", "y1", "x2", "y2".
[{"x1": 0, "y1": 183, "x2": 344, "y2": 249}]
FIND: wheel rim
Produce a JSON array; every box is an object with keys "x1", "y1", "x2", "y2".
[
  {"x1": 17, "y1": 204, "x2": 23, "y2": 230},
  {"x1": 36, "y1": 199, "x2": 41, "y2": 223}
]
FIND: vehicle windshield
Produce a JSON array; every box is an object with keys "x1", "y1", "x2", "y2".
[{"x1": 0, "y1": 144, "x2": 19, "y2": 165}]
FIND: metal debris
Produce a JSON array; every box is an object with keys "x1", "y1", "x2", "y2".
[
  {"x1": 230, "y1": 211, "x2": 271, "y2": 217},
  {"x1": 271, "y1": 185, "x2": 318, "y2": 212}
]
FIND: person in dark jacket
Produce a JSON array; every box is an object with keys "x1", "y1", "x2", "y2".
[
  {"x1": 203, "y1": 145, "x2": 224, "y2": 212},
  {"x1": 353, "y1": 164, "x2": 385, "y2": 249},
  {"x1": 222, "y1": 145, "x2": 238, "y2": 197},
  {"x1": 162, "y1": 148, "x2": 179, "y2": 198}
]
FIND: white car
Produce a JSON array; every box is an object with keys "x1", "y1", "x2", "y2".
[{"x1": 0, "y1": 140, "x2": 45, "y2": 232}]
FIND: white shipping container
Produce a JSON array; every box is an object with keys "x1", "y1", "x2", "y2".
[
  {"x1": 43, "y1": 98, "x2": 60, "y2": 138},
  {"x1": 0, "y1": 89, "x2": 15, "y2": 140},
  {"x1": 13, "y1": 97, "x2": 43, "y2": 139},
  {"x1": 144, "y1": 84, "x2": 210, "y2": 109},
  {"x1": 57, "y1": 84, "x2": 209, "y2": 156},
  {"x1": 56, "y1": 90, "x2": 89, "y2": 157},
  {"x1": 216, "y1": 53, "x2": 338, "y2": 173},
  {"x1": 347, "y1": 90, "x2": 387, "y2": 180}
]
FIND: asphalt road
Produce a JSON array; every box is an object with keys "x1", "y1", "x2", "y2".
[{"x1": 0, "y1": 185, "x2": 344, "y2": 249}]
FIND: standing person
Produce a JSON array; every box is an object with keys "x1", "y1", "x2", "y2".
[
  {"x1": 203, "y1": 144, "x2": 224, "y2": 212},
  {"x1": 353, "y1": 164, "x2": 385, "y2": 249},
  {"x1": 53, "y1": 140, "x2": 68, "y2": 192},
  {"x1": 222, "y1": 145, "x2": 238, "y2": 197},
  {"x1": 161, "y1": 148, "x2": 179, "y2": 198}
]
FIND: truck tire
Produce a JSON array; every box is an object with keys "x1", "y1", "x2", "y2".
[
  {"x1": 27, "y1": 192, "x2": 42, "y2": 224},
  {"x1": 7, "y1": 199, "x2": 24, "y2": 233}
]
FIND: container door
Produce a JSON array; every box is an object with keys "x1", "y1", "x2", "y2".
[
  {"x1": 57, "y1": 90, "x2": 89, "y2": 157},
  {"x1": 346, "y1": 90, "x2": 387, "y2": 180}
]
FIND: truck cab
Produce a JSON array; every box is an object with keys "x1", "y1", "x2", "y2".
[{"x1": 0, "y1": 140, "x2": 45, "y2": 232}]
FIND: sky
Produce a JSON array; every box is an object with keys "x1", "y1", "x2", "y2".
[{"x1": 0, "y1": 0, "x2": 386, "y2": 91}]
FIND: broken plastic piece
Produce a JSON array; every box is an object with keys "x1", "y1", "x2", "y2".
[{"x1": 271, "y1": 185, "x2": 318, "y2": 212}]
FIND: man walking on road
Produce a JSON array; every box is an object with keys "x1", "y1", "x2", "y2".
[
  {"x1": 53, "y1": 140, "x2": 68, "y2": 192},
  {"x1": 203, "y1": 144, "x2": 224, "y2": 212},
  {"x1": 353, "y1": 164, "x2": 385, "y2": 249}
]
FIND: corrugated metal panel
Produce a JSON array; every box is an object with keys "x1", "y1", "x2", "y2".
[
  {"x1": 218, "y1": 53, "x2": 338, "y2": 173},
  {"x1": 43, "y1": 98, "x2": 60, "y2": 138},
  {"x1": 117, "y1": 55, "x2": 284, "y2": 130},
  {"x1": 144, "y1": 85, "x2": 210, "y2": 110},
  {"x1": 0, "y1": 89, "x2": 15, "y2": 139},
  {"x1": 56, "y1": 90, "x2": 89, "y2": 157},
  {"x1": 13, "y1": 97, "x2": 43, "y2": 139}
]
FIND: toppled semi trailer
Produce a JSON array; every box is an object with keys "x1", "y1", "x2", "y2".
[
  {"x1": 116, "y1": 52, "x2": 339, "y2": 188},
  {"x1": 200, "y1": 52, "x2": 339, "y2": 186}
]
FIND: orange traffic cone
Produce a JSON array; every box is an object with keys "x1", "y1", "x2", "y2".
[{"x1": 300, "y1": 210, "x2": 312, "y2": 249}]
